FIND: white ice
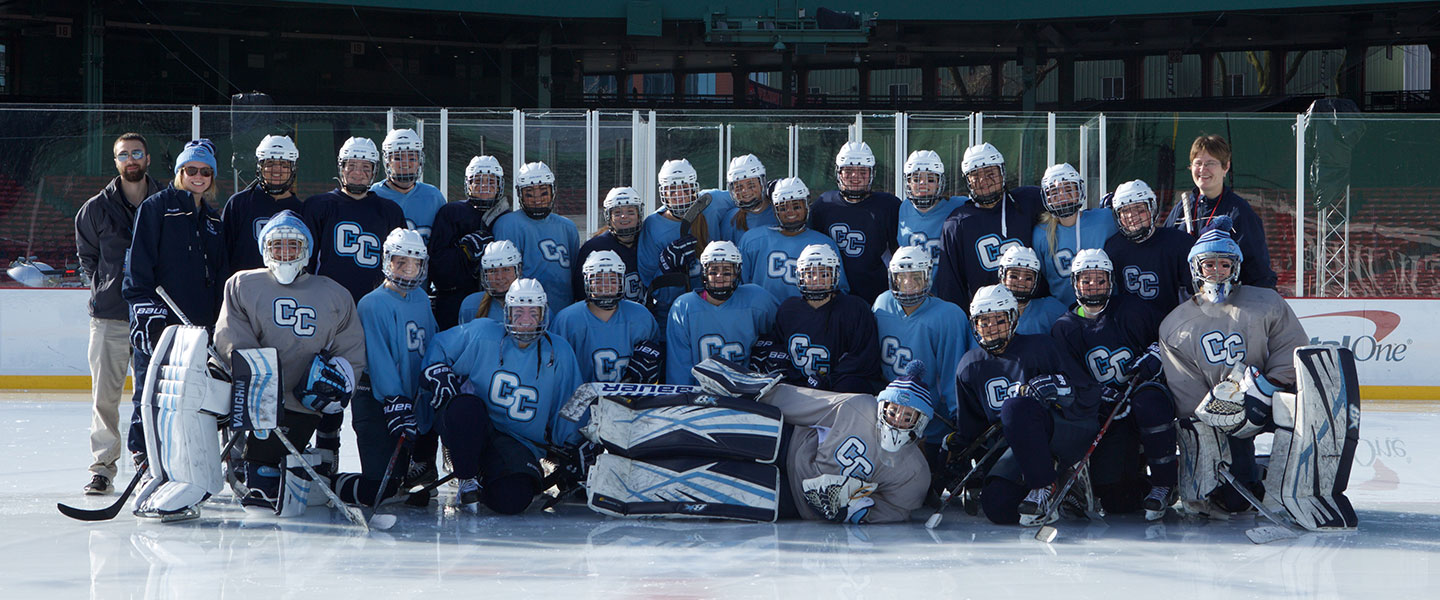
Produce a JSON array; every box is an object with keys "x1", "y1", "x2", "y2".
[{"x1": 3, "y1": 395, "x2": 1436, "y2": 598}]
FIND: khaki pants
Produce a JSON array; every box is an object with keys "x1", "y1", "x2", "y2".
[{"x1": 88, "y1": 317, "x2": 132, "y2": 479}]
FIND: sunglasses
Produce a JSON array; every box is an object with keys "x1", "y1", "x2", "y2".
[
  {"x1": 183, "y1": 166, "x2": 215, "y2": 177},
  {"x1": 115, "y1": 149, "x2": 146, "y2": 161}
]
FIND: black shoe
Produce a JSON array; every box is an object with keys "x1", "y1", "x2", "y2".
[
  {"x1": 403, "y1": 460, "x2": 438, "y2": 490},
  {"x1": 84, "y1": 474, "x2": 113, "y2": 495}
]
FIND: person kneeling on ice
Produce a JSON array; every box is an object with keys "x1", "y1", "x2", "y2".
[{"x1": 1159, "y1": 217, "x2": 1359, "y2": 530}]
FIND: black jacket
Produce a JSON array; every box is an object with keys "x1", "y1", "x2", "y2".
[
  {"x1": 1164, "y1": 186, "x2": 1279, "y2": 290},
  {"x1": 122, "y1": 186, "x2": 228, "y2": 328},
  {"x1": 74, "y1": 175, "x2": 163, "y2": 320}
]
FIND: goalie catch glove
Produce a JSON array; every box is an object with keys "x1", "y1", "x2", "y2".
[
  {"x1": 295, "y1": 352, "x2": 355, "y2": 414},
  {"x1": 801, "y1": 473, "x2": 877, "y2": 524}
]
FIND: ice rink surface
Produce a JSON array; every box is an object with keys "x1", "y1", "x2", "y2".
[{"x1": 3, "y1": 394, "x2": 1436, "y2": 599}]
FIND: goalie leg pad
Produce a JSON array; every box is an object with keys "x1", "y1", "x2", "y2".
[
  {"x1": 228, "y1": 348, "x2": 281, "y2": 432},
  {"x1": 1263, "y1": 345, "x2": 1360, "y2": 531},
  {"x1": 277, "y1": 451, "x2": 324, "y2": 517},
  {"x1": 587, "y1": 394, "x2": 784, "y2": 462},
  {"x1": 1176, "y1": 419, "x2": 1230, "y2": 504},
  {"x1": 135, "y1": 326, "x2": 224, "y2": 515},
  {"x1": 586, "y1": 454, "x2": 779, "y2": 522}
]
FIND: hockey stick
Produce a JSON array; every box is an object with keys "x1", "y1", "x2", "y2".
[
  {"x1": 925, "y1": 427, "x2": 1008, "y2": 530},
  {"x1": 1180, "y1": 191, "x2": 1195, "y2": 235},
  {"x1": 367, "y1": 436, "x2": 407, "y2": 530},
  {"x1": 1035, "y1": 381, "x2": 1137, "y2": 542},
  {"x1": 407, "y1": 472, "x2": 456, "y2": 496},
  {"x1": 58, "y1": 463, "x2": 149, "y2": 521},
  {"x1": 1218, "y1": 463, "x2": 1301, "y2": 544}
]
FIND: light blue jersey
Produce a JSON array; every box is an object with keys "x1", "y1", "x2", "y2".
[
  {"x1": 423, "y1": 319, "x2": 585, "y2": 458},
  {"x1": 493, "y1": 211, "x2": 580, "y2": 314},
  {"x1": 897, "y1": 196, "x2": 966, "y2": 268},
  {"x1": 457, "y1": 291, "x2": 505, "y2": 326},
  {"x1": 665, "y1": 284, "x2": 778, "y2": 385},
  {"x1": 370, "y1": 181, "x2": 446, "y2": 243},
  {"x1": 550, "y1": 299, "x2": 659, "y2": 383},
  {"x1": 1032, "y1": 208, "x2": 1118, "y2": 306},
  {"x1": 872, "y1": 291, "x2": 975, "y2": 442},
  {"x1": 637, "y1": 202, "x2": 730, "y2": 315},
  {"x1": 358, "y1": 285, "x2": 437, "y2": 403},
  {"x1": 1016, "y1": 295, "x2": 1068, "y2": 336},
  {"x1": 715, "y1": 205, "x2": 778, "y2": 245},
  {"x1": 738, "y1": 227, "x2": 850, "y2": 302}
]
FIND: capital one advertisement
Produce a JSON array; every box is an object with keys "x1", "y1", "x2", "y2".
[{"x1": 1287, "y1": 298, "x2": 1438, "y2": 394}]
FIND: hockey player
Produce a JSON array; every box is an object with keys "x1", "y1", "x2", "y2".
[
  {"x1": 638, "y1": 159, "x2": 725, "y2": 319},
  {"x1": 770, "y1": 244, "x2": 881, "y2": 393},
  {"x1": 896, "y1": 150, "x2": 965, "y2": 268},
  {"x1": 212, "y1": 211, "x2": 367, "y2": 513},
  {"x1": 428, "y1": 155, "x2": 509, "y2": 330},
  {"x1": 572, "y1": 187, "x2": 646, "y2": 307},
  {"x1": 302, "y1": 137, "x2": 407, "y2": 304},
  {"x1": 1032, "y1": 163, "x2": 1117, "y2": 307},
  {"x1": 421, "y1": 278, "x2": 585, "y2": 514},
  {"x1": 809, "y1": 141, "x2": 900, "y2": 303},
  {"x1": 492, "y1": 161, "x2": 579, "y2": 314},
  {"x1": 933, "y1": 143, "x2": 1047, "y2": 311},
  {"x1": 1163, "y1": 134, "x2": 1278, "y2": 289},
  {"x1": 458, "y1": 239, "x2": 522, "y2": 325},
  {"x1": 871, "y1": 245, "x2": 974, "y2": 446},
  {"x1": 1102, "y1": 179, "x2": 1194, "y2": 314},
  {"x1": 713, "y1": 154, "x2": 776, "y2": 244},
  {"x1": 551, "y1": 250, "x2": 660, "y2": 383},
  {"x1": 1050, "y1": 248, "x2": 1176, "y2": 519},
  {"x1": 997, "y1": 246, "x2": 1066, "y2": 335},
  {"x1": 738, "y1": 177, "x2": 849, "y2": 302},
  {"x1": 221, "y1": 135, "x2": 304, "y2": 277},
  {"x1": 369, "y1": 129, "x2": 446, "y2": 243},
  {"x1": 665, "y1": 241, "x2": 779, "y2": 385},
  {"x1": 952, "y1": 285, "x2": 1101, "y2": 526}
]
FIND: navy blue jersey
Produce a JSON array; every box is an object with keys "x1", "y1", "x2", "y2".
[
  {"x1": 301, "y1": 189, "x2": 407, "y2": 304},
  {"x1": 219, "y1": 184, "x2": 303, "y2": 278},
  {"x1": 953, "y1": 334, "x2": 1099, "y2": 445},
  {"x1": 1103, "y1": 227, "x2": 1194, "y2": 315},
  {"x1": 1163, "y1": 186, "x2": 1277, "y2": 289},
  {"x1": 572, "y1": 232, "x2": 645, "y2": 306},
  {"x1": 123, "y1": 186, "x2": 228, "y2": 326},
  {"x1": 428, "y1": 200, "x2": 493, "y2": 297},
  {"x1": 1050, "y1": 294, "x2": 1163, "y2": 388},
  {"x1": 932, "y1": 186, "x2": 1045, "y2": 311},
  {"x1": 772, "y1": 293, "x2": 882, "y2": 394},
  {"x1": 809, "y1": 190, "x2": 901, "y2": 302}
]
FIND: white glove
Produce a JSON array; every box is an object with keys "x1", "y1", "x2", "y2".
[{"x1": 801, "y1": 473, "x2": 877, "y2": 524}]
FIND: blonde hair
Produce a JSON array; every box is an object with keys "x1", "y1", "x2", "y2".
[{"x1": 174, "y1": 170, "x2": 216, "y2": 203}]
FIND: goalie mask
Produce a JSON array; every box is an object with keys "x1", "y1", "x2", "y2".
[
  {"x1": 903, "y1": 150, "x2": 946, "y2": 211},
  {"x1": 255, "y1": 135, "x2": 298, "y2": 196},
  {"x1": 875, "y1": 362, "x2": 934, "y2": 452},
  {"x1": 1070, "y1": 248, "x2": 1114, "y2": 315},
  {"x1": 382, "y1": 228, "x2": 428, "y2": 291},
  {"x1": 970, "y1": 285, "x2": 1019, "y2": 354},
  {"x1": 796, "y1": 244, "x2": 840, "y2": 302},
  {"x1": 961, "y1": 143, "x2": 1007, "y2": 208},
  {"x1": 888, "y1": 245, "x2": 933, "y2": 308},
  {"x1": 1111, "y1": 179, "x2": 1159, "y2": 243},
  {"x1": 727, "y1": 154, "x2": 768, "y2": 210},
  {"x1": 835, "y1": 141, "x2": 876, "y2": 200},
  {"x1": 381, "y1": 128, "x2": 423, "y2": 187},
  {"x1": 658, "y1": 158, "x2": 701, "y2": 216},
  {"x1": 504, "y1": 278, "x2": 548, "y2": 343},
  {"x1": 603, "y1": 186, "x2": 644, "y2": 240},
  {"x1": 515, "y1": 162, "x2": 557, "y2": 220},
  {"x1": 700, "y1": 241, "x2": 743, "y2": 302},
  {"x1": 771, "y1": 177, "x2": 811, "y2": 233},
  {"x1": 337, "y1": 137, "x2": 380, "y2": 195},
  {"x1": 257, "y1": 210, "x2": 313, "y2": 285},
  {"x1": 582, "y1": 250, "x2": 626, "y2": 310},
  {"x1": 997, "y1": 246, "x2": 1042, "y2": 302},
  {"x1": 480, "y1": 240, "x2": 523, "y2": 297},
  {"x1": 465, "y1": 155, "x2": 505, "y2": 211},
  {"x1": 1188, "y1": 217, "x2": 1243, "y2": 304},
  {"x1": 1041, "y1": 163, "x2": 1085, "y2": 219}
]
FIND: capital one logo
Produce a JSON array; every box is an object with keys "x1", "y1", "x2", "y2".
[
  {"x1": 1299, "y1": 309, "x2": 1408, "y2": 363},
  {"x1": 829, "y1": 224, "x2": 865, "y2": 257}
]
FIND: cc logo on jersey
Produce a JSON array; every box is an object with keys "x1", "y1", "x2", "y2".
[
  {"x1": 404, "y1": 218, "x2": 432, "y2": 242},
  {"x1": 835, "y1": 436, "x2": 874, "y2": 479},
  {"x1": 251, "y1": 217, "x2": 271, "y2": 241},
  {"x1": 489, "y1": 371, "x2": 539, "y2": 421},
  {"x1": 829, "y1": 224, "x2": 866, "y2": 257},
  {"x1": 593, "y1": 348, "x2": 628, "y2": 383},
  {"x1": 1085, "y1": 346, "x2": 1134, "y2": 384},
  {"x1": 698, "y1": 334, "x2": 745, "y2": 363},
  {"x1": 405, "y1": 321, "x2": 426, "y2": 353},
  {"x1": 1201, "y1": 331, "x2": 1246, "y2": 366},
  {"x1": 880, "y1": 336, "x2": 914, "y2": 374},
  {"x1": 984, "y1": 376, "x2": 1021, "y2": 412},
  {"x1": 272, "y1": 298, "x2": 317, "y2": 337},
  {"x1": 335, "y1": 222, "x2": 382, "y2": 267},
  {"x1": 1054, "y1": 248, "x2": 1075, "y2": 277},
  {"x1": 539, "y1": 239, "x2": 570, "y2": 268},
  {"x1": 1123, "y1": 265, "x2": 1159, "y2": 299},
  {"x1": 623, "y1": 272, "x2": 644, "y2": 301},
  {"x1": 976, "y1": 234, "x2": 1024, "y2": 271},
  {"x1": 787, "y1": 334, "x2": 831, "y2": 377},
  {"x1": 766, "y1": 253, "x2": 800, "y2": 285},
  {"x1": 907, "y1": 233, "x2": 943, "y2": 264}
]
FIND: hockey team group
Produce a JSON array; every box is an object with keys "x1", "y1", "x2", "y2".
[{"x1": 67, "y1": 127, "x2": 1361, "y2": 539}]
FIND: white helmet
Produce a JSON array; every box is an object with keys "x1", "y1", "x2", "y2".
[
  {"x1": 337, "y1": 137, "x2": 379, "y2": 194},
  {"x1": 835, "y1": 141, "x2": 876, "y2": 198},
  {"x1": 998, "y1": 246, "x2": 1042, "y2": 302},
  {"x1": 381, "y1": 129, "x2": 424, "y2": 185},
  {"x1": 514, "y1": 162, "x2": 557, "y2": 219},
  {"x1": 961, "y1": 143, "x2": 1006, "y2": 206},
  {"x1": 255, "y1": 135, "x2": 299, "y2": 195},
  {"x1": 795, "y1": 244, "x2": 841, "y2": 301},
  {"x1": 903, "y1": 150, "x2": 947, "y2": 210},
  {"x1": 1111, "y1": 179, "x2": 1159, "y2": 242},
  {"x1": 480, "y1": 239, "x2": 523, "y2": 295},
  {"x1": 969, "y1": 284, "x2": 1019, "y2": 353},
  {"x1": 770, "y1": 177, "x2": 810, "y2": 232},
  {"x1": 1041, "y1": 163, "x2": 1085, "y2": 218},
  {"x1": 581, "y1": 250, "x2": 627, "y2": 310},
  {"x1": 257, "y1": 210, "x2": 312, "y2": 285},
  {"x1": 888, "y1": 245, "x2": 934, "y2": 308},
  {"x1": 727, "y1": 154, "x2": 767, "y2": 184},
  {"x1": 603, "y1": 186, "x2": 644, "y2": 239},
  {"x1": 658, "y1": 158, "x2": 701, "y2": 215},
  {"x1": 503, "y1": 278, "x2": 548, "y2": 343},
  {"x1": 465, "y1": 155, "x2": 505, "y2": 208},
  {"x1": 382, "y1": 228, "x2": 429, "y2": 291},
  {"x1": 699, "y1": 240, "x2": 743, "y2": 301},
  {"x1": 1071, "y1": 248, "x2": 1114, "y2": 313}
]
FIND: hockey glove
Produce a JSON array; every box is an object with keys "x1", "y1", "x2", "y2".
[
  {"x1": 129, "y1": 300, "x2": 171, "y2": 353},
  {"x1": 1194, "y1": 363, "x2": 1262, "y2": 436},
  {"x1": 1122, "y1": 342, "x2": 1164, "y2": 384},
  {"x1": 801, "y1": 473, "x2": 877, "y2": 524},
  {"x1": 295, "y1": 352, "x2": 355, "y2": 415},
  {"x1": 749, "y1": 338, "x2": 792, "y2": 376},
  {"x1": 458, "y1": 230, "x2": 494, "y2": 264},
  {"x1": 1100, "y1": 385, "x2": 1131, "y2": 420},
  {"x1": 623, "y1": 339, "x2": 664, "y2": 384},
  {"x1": 659, "y1": 235, "x2": 697, "y2": 274},
  {"x1": 421, "y1": 363, "x2": 463, "y2": 411},
  {"x1": 382, "y1": 395, "x2": 417, "y2": 441},
  {"x1": 1024, "y1": 373, "x2": 1075, "y2": 410}
]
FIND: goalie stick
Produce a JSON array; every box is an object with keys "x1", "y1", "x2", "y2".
[{"x1": 58, "y1": 433, "x2": 243, "y2": 522}]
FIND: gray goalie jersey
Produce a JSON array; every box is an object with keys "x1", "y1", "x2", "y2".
[
  {"x1": 761, "y1": 385, "x2": 930, "y2": 523},
  {"x1": 214, "y1": 269, "x2": 368, "y2": 414},
  {"x1": 1158, "y1": 286, "x2": 1309, "y2": 415}
]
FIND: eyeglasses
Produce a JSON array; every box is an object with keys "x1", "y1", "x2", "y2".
[
  {"x1": 114, "y1": 149, "x2": 146, "y2": 162},
  {"x1": 183, "y1": 166, "x2": 215, "y2": 177},
  {"x1": 1191, "y1": 160, "x2": 1223, "y2": 170}
]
